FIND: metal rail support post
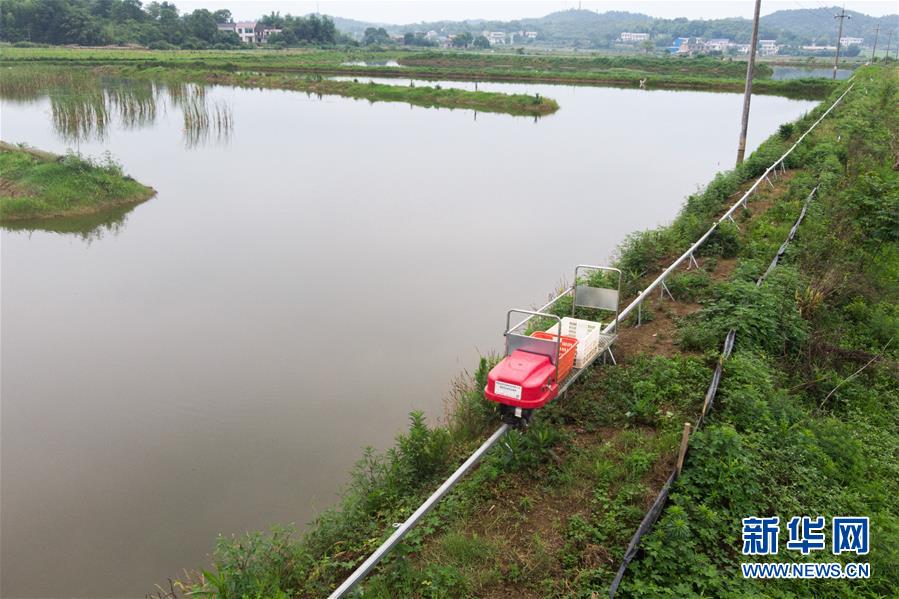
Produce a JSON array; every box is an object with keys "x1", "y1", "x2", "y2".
[
  {"x1": 660, "y1": 280, "x2": 675, "y2": 301},
  {"x1": 687, "y1": 253, "x2": 700, "y2": 270}
]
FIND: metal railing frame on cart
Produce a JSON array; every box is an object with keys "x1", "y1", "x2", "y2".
[
  {"x1": 504, "y1": 308, "x2": 563, "y2": 385},
  {"x1": 328, "y1": 82, "x2": 854, "y2": 599}
]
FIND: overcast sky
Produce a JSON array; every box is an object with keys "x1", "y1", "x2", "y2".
[{"x1": 176, "y1": 1, "x2": 898, "y2": 24}]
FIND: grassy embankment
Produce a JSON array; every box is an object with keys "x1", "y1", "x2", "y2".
[
  {"x1": 121, "y1": 66, "x2": 559, "y2": 117},
  {"x1": 0, "y1": 142, "x2": 155, "y2": 220},
  {"x1": 0, "y1": 49, "x2": 560, "y2": 118},
  {"x1": 1, "y1": 46, "x2": 839, "y2": 100},
  {"x1": 153, "y1": 66, "x2": 897, "y2": 599}
]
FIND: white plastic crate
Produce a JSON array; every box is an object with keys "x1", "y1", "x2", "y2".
[{"x1": 546, "y1": 317, "x2": 602, "y2": 368}]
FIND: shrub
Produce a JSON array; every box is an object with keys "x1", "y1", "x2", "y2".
[
  {"x1": 700, "y1": 220, "x2": 740, "y2": 258},
  {"x1": 147, "y1": 40, "x2": 177, "y2": 50},
  {"x1": 493, "y1": 420, "x2": 563, "y2": 474},
  {"x1": 200, "y1": 526, "x2": 303, "y2": 598},
  {"x1": 590, "y1": 356, "x2": 709, "y2": 427},
  {"x1": 777, "y1": 122, "x2": 795, "y2": 140},
  {"x1": 395, "y1": 411, "x2": 453, "y2": 486},
  {"x1": 687, "y1": 267, "x2": 809, "y2": 356},
  {"x1": 666, "y1": 270, "x2": 712, "y2": 303},
  {"x1": 445, "y1": 357, "x2": 498, "y2": 442},
  {"x1": 617, "y1": 229, "x2": 669, "y2": 279},
  {"x1": 842, "y1": 168, "x2": 899, "y2": 244}
]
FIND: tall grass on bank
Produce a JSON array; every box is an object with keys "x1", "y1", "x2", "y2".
[
  {"x1": 621, "y1": 67, "x2": 898, "y2": 598},
  {"x1": 0, "y1": 65, "x2": 235, "y2": 144}
]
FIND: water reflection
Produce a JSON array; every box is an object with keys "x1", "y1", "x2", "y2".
[
  {"x1": 0, "y1": 66, "x2": 234, "y2": 146},
  {"x1": 341, "y1": 59, "x2": 402, "y2": 67},
  {"x1": 169, "y1": 83, "x2": 234, "y2": 148},
  {"x1": 0, "y1": 202, "x2": 138, "y2": 241},
  {"x1": 771, "y1": 65, "x2": 854, "y2": 80}
]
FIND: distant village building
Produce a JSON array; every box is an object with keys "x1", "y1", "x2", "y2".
[
  {"x1": 802, "y1": 44, "x2": 838, "y2": 51},
  {"x1": 425, "y1": 30, "x2": 439, "y2": 41},
  {"x1": 510, "y1": 30, "x2": 537, "y2": 43},
  {"x1": 704, "y1": 38, "x2": 732, "y2": 52},
  {"x1": 840, "y1": 36, "x2": 864, "y2": 46},
  {"x1": 217, "y1": 21, "x2": 262, "y2": 43},
  {"x1": 220, "y1": 21, "x2": 260, "y2": 43},
  {"x1": 261, "y1": 28, "x2": 281, "y2": 43},
  {"x1": 486, "y1": 31, "x2": 507, "y2": 45},
  {"x1": 668, "y1": 37, "x2": 700, "y2": 55},
  {"x1": 758, "y1": 39, "x2": 779, "y2": 55},
  {"x1": 619, "y1": 32, "x2": 650, "y2": 43},
  {"x1": 735, "y1": 44, "x2": 751, "y2": 54}
]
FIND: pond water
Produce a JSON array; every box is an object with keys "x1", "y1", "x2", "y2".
[
  {"x1": 341, "y1": 59, "x2": 403, "y2": 67},
  {"x1": 0, "y1": 74, "x2": 816, "y2": 598},
  {"x1": 771, "y1": 65, "x2": 854, "y2": 80}
]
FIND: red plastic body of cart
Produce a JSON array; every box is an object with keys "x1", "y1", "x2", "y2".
[{"x1": 484, "y1": 350, "x2": 559, "y2": 409}]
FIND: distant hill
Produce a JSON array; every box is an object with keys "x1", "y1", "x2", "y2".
[
  {"x1": 329, "y1": 7, "x2": 898, "y2": 48},
  {"x1": 328, "y1": 15, "x2": 393, "y2": 37},
  {"x1": 760, "y1": 7, "x2": 897, "y2": 44}
]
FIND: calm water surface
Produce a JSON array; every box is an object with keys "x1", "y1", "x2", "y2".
[
  {"x1": 771, "y1": 65, "x2": 854, "y2": 80},
  {"x1": 1, "y1": 77, "x2": 816, "y2": 597}
]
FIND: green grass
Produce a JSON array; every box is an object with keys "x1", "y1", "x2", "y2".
[
  {"x1": 134, "y1": 67, "x2": 559, "y2": 117},
  {"x1": 0, "y1": 46, "x2": 839, "y2": 100},
  {"x1": 0, "y1": 61, "x2": 559, "y2": 118},
  {"x1": 0, "y1": 143, "x2": 155, "y2": 220},
  {"x1": 620, "y1": 65, "x2": 899, "y2": 598}
]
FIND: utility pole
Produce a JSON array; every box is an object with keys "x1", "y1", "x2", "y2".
[
  {"x1": 886, "y1": 30, "x2": 893, "y2": 59},
  {"x1": 833, "y1": 7, "x2": 850, "y2": 79},
  {"x1": 871, "y1": 25, "x2": 880, "y2": 60},
  {"x1": 736, "y1": 0, "x2": 762, "y2": 166}
]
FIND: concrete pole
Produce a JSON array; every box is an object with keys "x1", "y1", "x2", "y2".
[
  {"x1": 833, "y1": 7, "x2": 849, "y2": 79},
  {"x1": 871, "y1": 25, "x2": 880, "y2": 60},
  {"x1": 736, "y1": 0, "x2": 762, "y2": 166}
]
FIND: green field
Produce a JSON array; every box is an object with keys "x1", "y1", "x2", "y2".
[{"x1": 1, "y1": 46, "x2": 840, "y2": 100}]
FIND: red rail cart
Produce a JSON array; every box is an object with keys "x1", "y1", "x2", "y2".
[{"x1": 484, "y1": 265, "x2": 622, "y2": 427}]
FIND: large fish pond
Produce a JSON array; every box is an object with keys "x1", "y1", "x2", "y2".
[{"x1": 0, "y1": 70, "x2": 817, "y2": 597}]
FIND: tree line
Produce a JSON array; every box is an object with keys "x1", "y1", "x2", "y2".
[{"x1": 0, "y1": 0, "x2": 343, "y2": 48}]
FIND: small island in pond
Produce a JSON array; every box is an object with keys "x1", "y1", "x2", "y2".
[{"x1": 0, "y1": 141, "x2": 156, "y2": 221}]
